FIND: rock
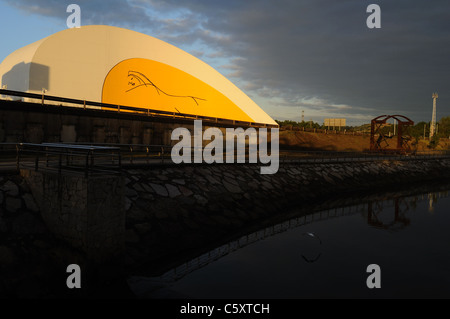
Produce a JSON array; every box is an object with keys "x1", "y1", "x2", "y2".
[
  {"x1": 248, "y1": 181, "x2": 259, "y2": 189},
  {"x1": 194, "y1": 194, "x2": 208, "y2": 206},
  {"x1": 22, "y1": 193, "x2": 39, "y2": 212},
  {"x1": 261, "y1": 181, "x2": 274, "y2": 190},
  {"x1": 156, "y1": 174, "x2": 169, "y2": 181},
  {"x1": 224, "y1": 177, "x2": 239, "y2": 186},
  {"x1": 133, "y1": 183, "x2": 146, "y2": 192},
  {"x1": 124, "y1": 197, "x2": 132, "y2": 211},
  {"x1": 1, "y1": 181, "x2": 19, "y2": 197},
  {"x1": 5, "y1": 197, "x2": 22, "y2": 212},
  {"x1": 194, "y1": 176, "x2": 207, "y2": 184},
  {"x1": 205, "y1": 175, "x2": 220, "y2": 185},
  {"x1": 223, "y1": 180, "x2": 243, "y2": 194},
  {"x1": 19, "y1": 180, "x2": 31, "y2": 193},
  {"x1": 141, "y1": 183, "x2": 154, "y2": 193},
  {"x1": 198, "y1": 179, "x2": 212, "y2": 191},
  {"x1": 125, "y1": 187, "x2": 139, "y2": 199},
  {"x1": 223, "y1": 172, "x2": 235, "y2": 179},
  {"x1": 197, "y1": 167, "x2": 212, "y2": 177},
  {"x1": 208, "y1": 184, "x2": 226, "y2": 195},
  {"x1": 140, "y1": 193, "x2": 155, "y2": 201},
  {"x1": 212, "y1": 169, "x2": 225, "y2": 178},
  {"x1": 329, "y1": 171, "x2": 344, "y2": 180},
  {"x1": 179, "y1": 186, "x2": 193, "y2": 197},
  {"x1": 323, "y1": 174, "x2": 335, "y2": 184},
  {"x1": 172, "y1": 179, "x2": 185, "y2": 185},
  {"x1": 149, "y1": 183, "x2": 168, "y2": 197},
  {"x1": 165, "y1": 184, "x2": 181, "y2": 198}
]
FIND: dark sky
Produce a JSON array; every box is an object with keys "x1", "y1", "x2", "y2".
[{"x1": 2, "y1": 0, "x2": 450, "y2": 125}]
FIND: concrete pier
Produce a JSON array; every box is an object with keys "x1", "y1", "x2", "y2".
[{"x1": 20, "y1": 169, "x2": 125, "y2": 264}]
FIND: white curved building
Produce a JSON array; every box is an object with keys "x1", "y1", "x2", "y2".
[{"x1": 0, "y1": 25, "x2": 276, "y2": 126}]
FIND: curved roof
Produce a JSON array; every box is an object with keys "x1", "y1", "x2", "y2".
[{"x1": 0, "y1": 25, "x2": 276, "y2": 125}]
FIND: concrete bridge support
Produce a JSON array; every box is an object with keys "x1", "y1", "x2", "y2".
[{"x1": 20, "y1": 169, "x2": 125, "y2": 264}]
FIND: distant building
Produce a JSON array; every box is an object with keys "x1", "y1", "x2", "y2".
[{"x1": 324, "y1": 118, "x2": 346, "y2": 130}]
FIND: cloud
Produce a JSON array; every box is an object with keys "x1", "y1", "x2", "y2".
[
  {"x1": 4, "y1": 0, "x2": 154, "y2": 28},
  {"x1": 150, "y1": 0, "x2": 450, "y2": 123}
]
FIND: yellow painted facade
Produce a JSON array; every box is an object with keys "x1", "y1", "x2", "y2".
[{"x1": 102, "y1": 58, "x2": 253, "y2": 122}]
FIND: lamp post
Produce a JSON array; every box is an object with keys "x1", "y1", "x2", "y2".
[{"x1": 430, "y1": 92, "x2": 438, "y2": 139}]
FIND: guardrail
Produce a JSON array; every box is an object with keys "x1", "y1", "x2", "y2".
[
  {"x1": 1, "y1": 142, "x2": 450, "y2": 172},
  {"x1": 13, "y1": 143, "x2": 121, "y2": 176},
  {"x1": 0, "y1": 89, "x2": 277, "y2": 129},
  {"x1": 52, "y1": 145, "x2": 450, "y2": 165},
  {"x1": 59, "y1": 142, "x2": 170, "y2": 165},
  {"x1": 280, "y1": 126, "x2": 370, "y2": 136}
]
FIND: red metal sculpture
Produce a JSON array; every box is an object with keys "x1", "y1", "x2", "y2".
[{"x1": 369, "y1": 115, "x2": 414, "y2": 153}]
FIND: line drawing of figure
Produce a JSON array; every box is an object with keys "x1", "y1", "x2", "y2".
[{"x1": 126, "y1": 70, "x2": 206, "y2": 106}]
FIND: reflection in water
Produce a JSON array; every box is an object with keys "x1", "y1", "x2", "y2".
[
  {"x1": 129, "y1": 185, "x2": 450, "y2": 299},
  {"x1": 366, "y1": 198, "x2": 410, "y2": 231},
  {"x1": 425, "y1": 190, "x2": 447, "y2": 213},
  {"x1": 136, "y1": 206, "x2": 365, "y2": 285}
]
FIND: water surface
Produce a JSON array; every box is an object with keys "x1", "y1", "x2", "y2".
[{"x1": 135, "y1": 186, "x2": 450, "y2": 299}]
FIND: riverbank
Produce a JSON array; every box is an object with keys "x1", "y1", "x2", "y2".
[
  {"x1": 1, "y1": 157, "x2": 450, "y2": 297},
  {"x1": 121, "y1": 158, "x2": 450, "y2": 274}
]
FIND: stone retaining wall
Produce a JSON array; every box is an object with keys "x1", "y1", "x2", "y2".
[
  {"x1": 120, "y1": 158, "x2": 450, "y2": 269},
  {"x1": 1, "y1": 158, "x2": 450, "y2": 296}
]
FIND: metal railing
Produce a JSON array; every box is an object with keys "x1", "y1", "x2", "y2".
[
  {"x1": 280, "y1": 126, "x2": 370, "y2": 136},
  {"x1": 59, "y1": 142, "x2": 170, "y2": 165},
  {"x1": 14, "y1": 143, "x2": 121, "y2": 176},
  {"x1": 2, "y1": 142, "x2": 450, "y2": 172},
  {"x1": 0, "y1": 89, "x2": 277, "y2": 129}
]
